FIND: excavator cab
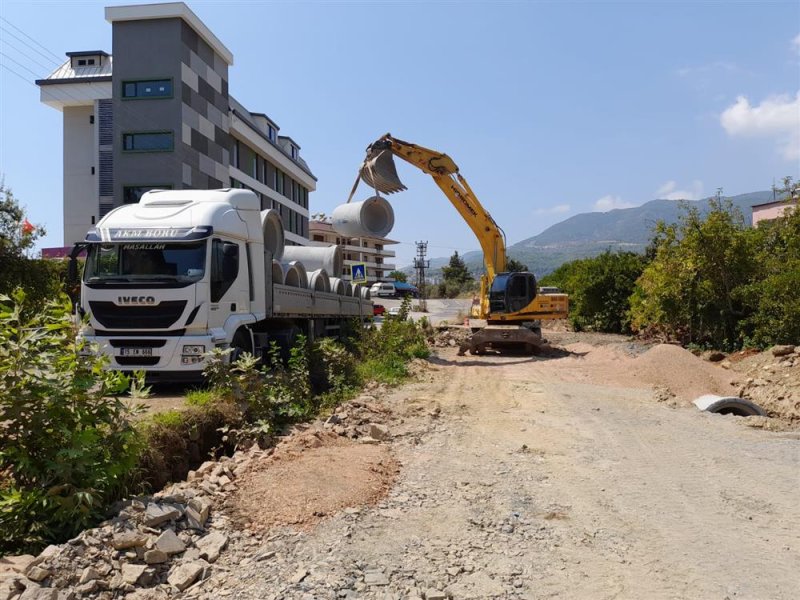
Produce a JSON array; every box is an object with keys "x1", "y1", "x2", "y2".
[{"x1": 489, "y1": 272, "x2": 537, "y2": 315}]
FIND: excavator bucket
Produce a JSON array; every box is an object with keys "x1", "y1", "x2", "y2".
[{"x1": 360, "y1": 147, "x2": 407, "y2": 195}]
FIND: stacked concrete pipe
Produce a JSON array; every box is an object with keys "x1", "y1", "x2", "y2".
[
  {"x1": 329, "y1": 277, "x2": 346, "y2": 295},
  {"x1": 260, "y1": 209, "x2": 285, "y2": 261},
  {"x1": 282, "y1": 245, "x2": 343, "y2": 278},
  {"x1": 307, "y1": 268, "x2": 331, "y2": 293},
  {"x1": 281, "y1": 261, "x2": 308, "y2": 288}
]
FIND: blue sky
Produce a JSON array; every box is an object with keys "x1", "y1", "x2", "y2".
[{"x1": 1, "y1": 0, "x2": 798, "y2": 267}]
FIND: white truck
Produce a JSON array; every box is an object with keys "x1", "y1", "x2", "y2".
[{"x1": 70, "y1": 189, "x2": 372, "y2": 381}]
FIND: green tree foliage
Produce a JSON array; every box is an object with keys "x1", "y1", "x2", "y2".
[
  {"x1": 0, "y1": 291, "x2": 140, "y2": 553},
  {"x1": 388, "y1": 270, "x2": 407, "y2": 283},
  {"x1": 0, "y1": 182, "x2": 64, "y2": 311},
  {"x1": 439, "y1": 251, "x2": 475, "y2": 298},
  {"x1": 737, "y1": 179, "x2": 800, "y2": 346},
  {"x1": 541, "y1": 251, "x2": 647, "y2": 333},
  {"x1": 505, "y1": 257, "x2": 529, "y2": 272}
]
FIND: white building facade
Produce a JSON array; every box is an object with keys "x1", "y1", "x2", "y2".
[{"x1": 309, "y1": 220, "x2": 397, "y2": 284}]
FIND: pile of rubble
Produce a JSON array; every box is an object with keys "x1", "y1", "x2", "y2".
[
  {"x1": 729, "y1": 344, "x2": 800, "y2": 426},
  {"x1": 0, "y1": 388, "x2": 405, "y2": 600},
  {"x1": 0, "y1": 448, "x2": 269, "y2": 600},
  {"x1": 429, "y1": 326, "x2": 471, "y2": 349}
]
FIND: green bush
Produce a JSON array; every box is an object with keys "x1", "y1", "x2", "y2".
[
  {"x1": 541, "y1": 251, "x2": 647, "y2": 333},
  {"x1": 0, "y1": 290, "x2": 141, "y2": 553}
]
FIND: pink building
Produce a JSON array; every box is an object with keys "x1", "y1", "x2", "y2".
[{"x1": 752, "y1": 199, "x2": 797, "y2": 225}]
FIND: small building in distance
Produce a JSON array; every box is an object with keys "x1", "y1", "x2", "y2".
[
  {"x1": 752, "y1": 197, "x2": 797, "y2": 226},
  {"x1": 309, "y1": 219, "x2": 397, "y2": 284}
]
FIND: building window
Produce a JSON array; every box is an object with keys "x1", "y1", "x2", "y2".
[
  {"x1": 276, "y1": 168, "x2": 284, "y2": 195},
  {"x1": 291, "y1": 145, "x2": 298, "y2": 159},
  {"x1": 78, "y1": 59, "x2": 86, "y2": 66},
  {"x1": 122, "y1": 79, "x2": 173, "y2": 99},
  {"x1": 268, "y1": 125, "x2": 276, "y2": 142},
  {"x1": 251, "y1": 155, "x2": 257, "y2": 180},
  {"x1": 87, "y1": 58, "x2": 95, "y2": 65},
  {"x1": 122, "y1": 131, "x2": 174, "y2": 152},
  {"x1": 123, "y1": 185, "x2": 172, "y2": 204},
  {"x1": 313, "y1": 235, "x2": 324, "y2": 242},
  {"x1": 232, "y1": 140, "x2": 239, "y2": 169}
]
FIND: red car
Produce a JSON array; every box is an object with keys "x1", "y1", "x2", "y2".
[{"x1": 373, "y1": 304, "x2": 386, "y2": 316}]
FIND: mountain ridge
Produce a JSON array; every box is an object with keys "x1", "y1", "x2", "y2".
[{"x1": 403, "y1": 190, "x2": 773, "y2": 277}]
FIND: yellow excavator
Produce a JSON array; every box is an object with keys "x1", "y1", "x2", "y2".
[{"x1": 357, "y1": 134, "x2": 568, "y2": 355}]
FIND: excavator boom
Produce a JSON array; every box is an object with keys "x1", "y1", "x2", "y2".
[{"x1": 356, "y1": 134, "x2": 568, "y2": 354}]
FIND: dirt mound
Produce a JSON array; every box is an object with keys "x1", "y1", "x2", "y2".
[
  {"x1": 728, "y1": 347, "x2": 800, "y2": 426},
  {"x1": 632, "y1": 344, "x2": 740, "y2": 403},
  {"x1": 229, "y1": 429, "x2": 399, "y2": 531}
]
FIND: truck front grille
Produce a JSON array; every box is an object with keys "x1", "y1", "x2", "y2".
[{"x1": 89, "y1": 301, "x2": 187, "y2": 329}]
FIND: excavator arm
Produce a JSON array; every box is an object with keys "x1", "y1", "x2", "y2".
[
  {"x1": 358, "y1": 133, "x2": 567, "y2": 328},
  {"x1": 361, "y1": 134, "x2": 505, "y2": 318}
]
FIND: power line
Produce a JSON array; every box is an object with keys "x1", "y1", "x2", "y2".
[
  {"x1": 0, "y1": 16, "x2": 63, "y2": 63},
  {"x1": 0, "y1": 25, "x2": 61, "y2": 73}
]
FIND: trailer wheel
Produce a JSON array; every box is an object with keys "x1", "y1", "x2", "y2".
[{"x1": 230, "y1": 329, "x2": 252, "y2": 363}]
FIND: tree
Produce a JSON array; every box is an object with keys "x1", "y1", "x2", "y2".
[
  {"x1": 540, "y1": 251, "x2": 646, "y2": 333},
  {"x1": 388, "y1": 270, "x2": 407, "y2": 283},
  {"x1": 629, "y1": 198, "x2": 758, "y2": 348},
  {"x1": 505, "y1": 257, "x2": 528, "y2": 272},
  {"x1": 0, "y1": 181, "x2": 59, "y2": 311},
  {"x1": 441, "y1": 251, "x2": 473, "y2": 285}
]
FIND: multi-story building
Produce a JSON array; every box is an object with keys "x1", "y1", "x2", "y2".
[
  {"x1": 36, "y1": 2, "x2": 314, "y2": 249},
  {"x1": 309, "y1": 219, "x2": 397, "y2": 284},
  {"x1": 752, "y1": 197, "x2": 797, "y2": 226}
]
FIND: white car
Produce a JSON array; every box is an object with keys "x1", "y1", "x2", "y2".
[{"x1": 388, "y1": 306, "x2": 403, "y2": 317}]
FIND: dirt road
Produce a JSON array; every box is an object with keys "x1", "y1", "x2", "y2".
[{"x1": 205, "y1": 337, "x2": 800, "y2": 599}]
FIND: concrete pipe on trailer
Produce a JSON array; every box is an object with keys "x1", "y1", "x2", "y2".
[
  {"x1": 281, "y1": 261, "x2": 308, "y2": 288},
  {"x1": 693, "y1": 394, "x2": 766, "y2": 417},
  {"x1": 282, "y1": 245, "x2": 343, "y2": 277},
  {"x1": 360, "y1": 286, "x2": 371, "y2": 300},
  {"x1": 351, "y1": 283, "x2": 362, "y2": 299},
  {"x1": 342, "y1": 281, "x2": 354, "y2": 296},
  {"x1": 260, "y1": 209, "x2": 285, "y2": 261},
  {"x1": 307, "y1": 268, "x2": 331, "y2": 293},
  {"x1": 332, "y1": 196, "x2": 395, "y2": 238},
  {"x1": 329, "y1": 277, "x2": 346, "y2": 295},
  {"x1": 271, "y1": 260, "x2": 286, "y2": 285}
]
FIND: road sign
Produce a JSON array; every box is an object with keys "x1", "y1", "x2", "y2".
[{"x1": 350, "y1": 263, "x2": 367, "y2": 283}]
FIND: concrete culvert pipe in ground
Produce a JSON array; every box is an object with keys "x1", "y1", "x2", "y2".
[
  {"x1": 693, "y1": 395, "x2": 767, "y2": 417},
  {"x1": 260, "y1": 209, "x2": 285, "y2": 261},
  {"x1": 282, "y1": 245, "x2": 343, "y2": 277},
  {"x1": 281, "y1": 261, "x2": 308, "y2": 288},
  {"x1": 308, "y1": 268, "x2": 331, "y2": 293},
  {"x1": 331, "y1": 196, "x2": 395, "y2": 238}
]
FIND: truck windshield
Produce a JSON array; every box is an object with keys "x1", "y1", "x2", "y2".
[{"x1": 84, "y1": 241, "x2": 207, "y2": 283}]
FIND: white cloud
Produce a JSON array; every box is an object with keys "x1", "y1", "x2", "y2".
[
  {"x1": 656, "y1": 180, "x2": 704, "y2": 201},
  {"x1": 534, "y1": 204, "x2": 571, "y2": 215},
  {"x1": 594, "y1": 195, "x2": 636, "y2": 212},
  {"x1": 720, "y1": 91, "x2": 800, "y2": 160}
]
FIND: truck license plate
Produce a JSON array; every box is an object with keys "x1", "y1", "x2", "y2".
[{"x1": 120, "y1": 347, "x2": 153, "y2": 357}]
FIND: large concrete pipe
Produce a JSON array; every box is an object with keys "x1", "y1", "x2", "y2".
[
  {"x1": 282, "y1": 245, "x2": 343, "y2": 277},
  {"x1": 281, "y1": 261, "x2": 308, "y2": 288},
  {"x1": 308, "y1": 268, "x2": 331, "y2": 293},
  {"x1": 260, "y1": 209, "x2": 285, "y2": 261},
  {"x1": 360, "y1": 286, "x2": 371, "y2": 300},
  {"x1": 271, "y1": 260, "x2": 286, "y2": 285},
  {"x1": 329, "y1": 277, "x2": 346, "y2": 295},
  {"x1": 693, "y1": 395, "x2": 766, "y2": 417},
  {"x1": 351, "y1": 283, "x2": 362, "y2": 298},
  {"x1": 331, "y1": 196, "x2": 395, "y2": 238}
]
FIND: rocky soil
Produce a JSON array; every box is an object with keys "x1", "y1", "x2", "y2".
[{"x1": 3, "y1": 334, "x2": 799, "y2": 599}]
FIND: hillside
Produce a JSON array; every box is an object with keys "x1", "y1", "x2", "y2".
[{"x1": 406, "y1": 191, "x2": 772, "y2": 278}]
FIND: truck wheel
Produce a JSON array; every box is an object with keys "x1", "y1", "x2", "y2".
[{"x1": 230, "y1": 329, "x2": 252, "y2": 363}]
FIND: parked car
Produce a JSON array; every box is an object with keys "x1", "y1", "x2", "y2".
[
  {"x1": 373, "y1": 304, "x2": 386, "y2": 316},
  {"x1": 388, "y1": 306, "x2": 403, "y2": 317}
]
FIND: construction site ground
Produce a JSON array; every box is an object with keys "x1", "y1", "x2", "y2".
[{"x1": 185, "y1": 330, "x2": 800, "y2": 599}]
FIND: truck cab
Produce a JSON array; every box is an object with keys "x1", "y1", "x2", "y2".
[{"x1": 77, "y1": 189, "x2": 265, "y2": 379}]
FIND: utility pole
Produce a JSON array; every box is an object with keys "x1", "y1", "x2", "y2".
[{"x1": 414, "y1": 241, "x2": 429, "y2": 312}]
